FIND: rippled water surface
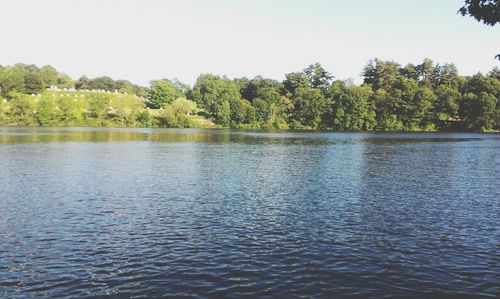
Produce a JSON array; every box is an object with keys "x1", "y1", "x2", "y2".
[{"x1": 0, "y1": 127, "x2": 499, "y2": 298}]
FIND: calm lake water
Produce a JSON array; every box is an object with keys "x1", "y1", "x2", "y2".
[{"x1": 0, "y1": 127, "x2": 498, "y2": 298}]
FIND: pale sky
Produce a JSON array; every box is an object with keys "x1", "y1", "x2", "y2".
[{"x1": 1, "y1": 0, "x2": 498, "y2": 86}]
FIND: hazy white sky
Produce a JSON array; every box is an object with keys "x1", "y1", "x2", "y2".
[{"x1": 1, "y1": 0, "x2": 498, "y2": 86}]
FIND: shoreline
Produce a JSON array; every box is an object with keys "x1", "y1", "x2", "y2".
[{"x1": 1, "y1": 125, "x2": 499, "y2": 134}]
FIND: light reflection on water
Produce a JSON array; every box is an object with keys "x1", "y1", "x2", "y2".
[{"x1": 0, "y1": 127, "x2": 499, "y2": 298}]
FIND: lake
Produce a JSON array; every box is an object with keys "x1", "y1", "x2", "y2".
[{"x1": 0, "y1": 127, "x2": 498, "y2": 298}]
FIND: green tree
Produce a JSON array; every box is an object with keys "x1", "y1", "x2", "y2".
[
  {"x1": 75, "y1": 76, "x2": 92, "y2": 90},
  {"x1": 57, "y1": 97, "x2": 83, "y2": 126},
  {"x1": 461, "y1": 92, "x2": 498, "y2": 130},
  {"x1": 400, "y1": 63, "x2": 419, "y2": 81},
  {"x1": 253, "y1": 87, "x2": 292, "y2": 128},
  {"x1": 237, "y1": 76, "x2": 283, "y2": 102},
  {"x1": 291, "y1": 87, "x2": 328, "y2": 129},
  {"x1": 0, "y1": 67, "x2": 26, "y2": 98},
  {"x1": 229, "y1": 98, "x2": 255, "y2": 126},
  {"x1": 216, "y1": 100, "x2": 231, "y2": 127},
  {"x1": 24, "y1": 71, "x2": 44, "y2": 94},
  {"x1": 8, "y1": 93, "x2": 35, "y2": 125},
  {"x1": 75, "y1": 76, "x2": 116, "y2": 91},
  {"x1": 390, "y1": 77, "x2": 419, "y2": 129},
  {"x1": 57, "y1": 72, "x2": 74, "y2": 89},
  {"x1": 283, "y1": 72, "x2": 310, "y2": 95},
  {"x1": 87, "y1": 94, "x2": 110, "y2": 126},
  {"x1": 363, "y1": 59, "x2": 400, "y2": 90},
  {"x1": 171, "y1": 97, "x2": 197, "y2": 115},
  {"x1": 436, "y1": 63, "x2": 460, "y2": 88},
  {"x1": 111, "y1": 102, "x2": 133, "y2": 127},
  {"x1": 36, "y1": 96, "x2": 57, "y2": 126},
  {"x1": 434, "y1": 85, "x2": 461, "y2": 124},
  {"x1": 460, "y1": 73, "x2": 500, "y2": 130},
  {"x1": 267, "y1": 96, "x2": 293, "y2": 129},
  {"x1": 192, "y1": 75, "x2": 241, "y2": 124},
  {"x1": 156, "y1": 106, "x2": 178, "y2": 127},
  {"x1": 416, "y1": 58, "x2": 438, "y2": 86},
  {"x1": 136, "y1": 110, "x2": 152, "y2": 127},
  {"x1": 90, "y1": 76, "x2": 117, "y2": 91},
  {"x1": 147, "y1": 79, "x2": 183, "y2": 109},
  {"x1": 0, "y1": 100, "x2": 8, "y2": 124},
  {"x1": 304, "y1": 63, "x2": 333, "y2": 89},
  {"x1": 332, "y1": 84, "x2": 376, "y2": 130},
  {"x1": 412, "y1": 86, "x2": 437, "y2": 130},
  {"x1": 40, "y1": 65, "x2": 59, "y2": 88},
  {"x1": 172, "y1": 79, "x2": 191, "y2": 96},
  {"x1": 115, "y1": 80, "x2": 143, "y2": 95}
]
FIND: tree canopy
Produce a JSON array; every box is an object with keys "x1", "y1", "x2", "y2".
[{"x1": 0, "y1": 60, "x2": 499, "y2": 131}]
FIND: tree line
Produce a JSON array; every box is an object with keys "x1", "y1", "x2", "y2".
[{"x1": 0, "y1": 60, "x2": 499, "y2": 131}]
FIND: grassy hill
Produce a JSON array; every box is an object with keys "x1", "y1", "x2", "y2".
[{"x1": 0, "y1": 89, "x2": 215, "y2": 128}]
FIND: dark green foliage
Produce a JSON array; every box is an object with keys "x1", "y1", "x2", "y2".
[
  {"x1": 75, "y1": 76, "x2": 115, "y2": 91},
  {"x1": 291, "y1": 87, "x2": 328, "y2": 129},
  {"x1": 192, "y1": 74, "x2": 242, "y2": 126},
  {"x1": 40, "y1": 65, "x2": 59, "y2": 87},
  {"x1": 74, "y1": 76, "x2": 144, "y2": 96},
  {"x1": 459, "y1": 0, "x2": 499, "y2": 26},
  {"x1": 284, "y1": 72, "x2": 310, "y2": 95},
  {"x1": 56, "y1": 73, "x2": 75, "y2": 89},
  {"x1": 147, "y1": 80, "x2": 183, "y2": 109},
  {"x1": 24, "y1": 69, "x2": 44, "y2": 95},
  {"x1": 0, "y1": 64, "x2": 76, "y2": 99},
  {"x1": 304, "y1": 63, "x2": 333, "y2": 89},
  {"x1": 331, "y1": 83, "x2": 376, "y2": 130},
  {"x1": 363, "y1": 59, "x2": 400, "y2": 90},
  {"x1": 229, "y1": 98, "x2": 255, "y2": 126},
  {"x1": 459, "y1": 74, "x2": 500, "y2": 130},
  {"x1": 0, "y1": 66, "x2": 27, "y2": 98},
  {"x1": 359, "y1": 59, "x2": 499, "y2": 131}
]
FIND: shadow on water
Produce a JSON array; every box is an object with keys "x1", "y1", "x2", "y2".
[
  {"x1": 0, "y1": 127, "x2": 498, "y2": 145},
  {"x1": 0, "y1": 127, "x2": 323, "y2": 145}
]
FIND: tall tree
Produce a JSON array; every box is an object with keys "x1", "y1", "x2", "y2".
[
  {"x1": 304, "y1": 63, "x2": 333, "y2": 89},
  {"x1": 0, "y1": 66, "x2": 26, "y2": 98},
  {"x1": 362, "y1": 59, "x2": 400, "y2": 90},
  {"x1": 40, "y1": 65, "x2": 59, "y2": 88},
  {"x1": 192, "y1": 74, "x2": 241, "y2": 124},
  {"x1": 283, "y1": 72, "x2": 310, "y2": 95}
]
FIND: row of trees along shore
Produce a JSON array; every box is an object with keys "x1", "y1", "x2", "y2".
[{"x1": 0, "y1": 60, "x2": 499, "y2": 131}]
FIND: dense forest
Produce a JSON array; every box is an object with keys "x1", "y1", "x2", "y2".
[{"x1": 0, "y1": 60, "x2": 499, "y2": 131}]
